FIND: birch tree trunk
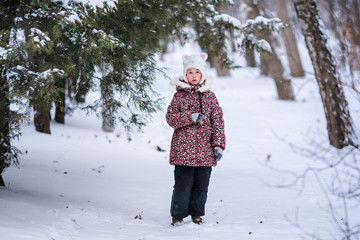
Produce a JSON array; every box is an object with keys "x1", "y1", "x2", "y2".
[
  {"x1": 293, "y1": 0, "x2": 358, "y2": 149},
  {"x1": 275, "y1": 0, "x2": 305, "y2": 77}
]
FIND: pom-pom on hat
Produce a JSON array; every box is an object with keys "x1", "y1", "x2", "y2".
[{"x1": 182, "y1": 53, "x2": 208, "y2": 84}]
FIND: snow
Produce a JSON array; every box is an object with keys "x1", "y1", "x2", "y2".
[
  {"x1": 214, "y1": 14, "x2": 242, "y2": 28},
  {"x1": 65, "y1": 0, "x2": 116, "y2": 9},
  {"x1": 0, "y1": 47, "x2": 8, "y2": 59},
  {"x1": 30, "y1": 28, "x2": 51, "y2": 47},
  {"x1": 1, "y1": 43, "x2": 360, "y2": 240},
  {"x1": 242, "y1": 16, "x2": 285, "y2": 33}
]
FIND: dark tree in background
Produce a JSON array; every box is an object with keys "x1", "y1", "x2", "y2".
[
  {"x1": 0, "y1": 0, "x2": 21, "y2": 186},
  {"x1": 0, "y1": 67, "x2": 11, "y2": 187},
  {"x1": 293, "y1": 0, "x2": 357, "y2": 149}
]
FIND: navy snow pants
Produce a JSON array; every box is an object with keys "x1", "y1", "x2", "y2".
[{"x1": 170, "y1": 165, "x2": 212, "y2": 219}]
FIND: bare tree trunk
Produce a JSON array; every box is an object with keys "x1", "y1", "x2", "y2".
[
  {"x1": 353, "y1": 0, "x2": 360, "y2": 28},
  {"x1": 0, "y1": 174, "x2": 4, "y2": 187},
  {"x1": 244, "y1": 0, "x2": 295, "y2": 100},
  {"x1": 245, "y1": 48, "x2": 256, "y2": 68},
  {"x1": 27, "y1": 33, "x2": 51, "y2": 134},
  {"x1": 327, "y1": 1, "x2": 337, "y2": 31},
  {"x1": 245, "y1": 7, "x2": 257, "y2": 67},
  {"x1": 34, "y1": 105, "x2": 51, "y2": 134},
  {"x1": 275, "y1": 0, "x2": 305, "y2": 77},
  {"x1": 225, "y1": 0, "x2": 242, "y2": 53},
  {"x1": 55, "y1": 77, "x2": 66, "y2": 124},
  {"x1": 244, "y1": 0, "x2": 270, "y2": 75},
  {"x1": 207, "y1": 43, "x2": 231, "y2": 77},
  {"x1": 259, "y1": 33, "x2": 295, "y2": 100},
  {"x1": 294, "y1": 0, "x2": 358, "y2": 149},
  {"x1": 343, "y1": 19, "x2": 360, "y2": 51},
  {"x1": 101, "y1": 82, "x2": 115, "y2": 132}
]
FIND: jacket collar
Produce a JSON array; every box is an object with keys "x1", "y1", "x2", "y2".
[{"x1": 170, "y1": 75, "x2": 212, "y2": 93}]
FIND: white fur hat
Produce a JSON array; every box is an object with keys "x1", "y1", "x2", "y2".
[{"x1": 182, "y1": 53, "x2": 208, "y2": 84}]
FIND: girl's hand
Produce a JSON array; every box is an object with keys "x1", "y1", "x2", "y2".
[
  {"x1": 191, "y1": 113, "x2": 206, "y2": 124},
  {"x1": 214, "y1": 147, "x2": 223, "y2": 162}
]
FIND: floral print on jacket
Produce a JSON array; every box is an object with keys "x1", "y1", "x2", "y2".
[{"x1": 166, "y1": 76, "x2": 226, "y2": 167}]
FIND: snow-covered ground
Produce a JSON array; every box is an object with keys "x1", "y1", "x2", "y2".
[{"x1": 1, "y1": 44, "x2": 359, "y2": 240}]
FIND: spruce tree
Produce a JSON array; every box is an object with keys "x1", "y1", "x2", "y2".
[{"x1": 0, "y1": 0, "x2": 22, "y2": 186}]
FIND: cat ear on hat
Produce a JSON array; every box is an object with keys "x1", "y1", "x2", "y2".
[
  {"x1": 182, "y1": 55, "x2": 189, "y2": 62},
  {"x1": 200, "y1": 53, "x2": 208, "y2": 61}
]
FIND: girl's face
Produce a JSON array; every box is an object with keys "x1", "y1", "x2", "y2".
[{"x1": 186, "y1": 68, "x2": 202, "y2": 86}]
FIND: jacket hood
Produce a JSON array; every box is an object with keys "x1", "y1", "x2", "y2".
[{"x1": 170, "y1": 75, "x2": 213, "y2": 93}]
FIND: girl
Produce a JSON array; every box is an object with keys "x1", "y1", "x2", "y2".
[{"x1": 166, "y1": 53, "x2": 226, "y2": 225}]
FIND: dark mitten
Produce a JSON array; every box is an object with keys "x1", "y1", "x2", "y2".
[
  {"x1": 214, "y1": 147, "x2": 223, "y2": 162},
  {"x1": 191, "y1": 113, "x2": 206, "y2": 124}
]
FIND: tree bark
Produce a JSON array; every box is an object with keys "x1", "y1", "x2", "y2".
[
  {"x1": 275, "y1": 0, "x2": 305, "y2": 77},
  {"x1": 294, "y1": 0, "x2": 357, "y2": 149},
  {"x1": 207, "y1": 43, "x2": 231, "y2": 77},
  {"x1": 244, "y1": 0, "x2": 270, "y2": 75},
  {"x1": 245, "y1": 7, "x2": 257, "y2": 67},
  {"x1": 0, "y1": 69, "x2": 10, "y2": 187},
  {"x1": 27, "y1": 35, "x2": 51, "y2": 134},
  {"x1": 101, "y1": 82, "x2": 115, "y2": 132},
  {"x1": 244, "y1": 0, "x2": 294, "y2": 100},
  {"x1": 74, "y1": 73, "x2": 89, "y2": 103},
  {"x1": 259, "y1": 35, "x2": 295, "y2": 100},
  {"x1": 34, "y1": 105, "x2": 51, "y2": 134},
  {"x1": 55, "y1": 77, "x2": 66, "y2": 124},
  {"x1": 0, "y1": 174, "x2": 5, "y2": 187},
  {"x1": 257, "y1": 31, "x2": 295, "y2": 99}
]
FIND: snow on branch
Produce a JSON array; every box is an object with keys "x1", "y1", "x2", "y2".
[
  {"x1": 0, "y1": 47, "x2": 9, "y2": 60},
  {"x1": 214, "y1": 14, "x2": 241, "y2": 28},
  {"x1": 29, "y1": 28, "x2": 53, "y2": 53},
  {"x1": 237, "y1": 16, "x2": 286, "y2": 53},
  {"x1": 64, "y1": 0, "x2": 116, "y2": 12},
  {"x1": 242, "y1": 16, "x2": 286, "y2": 32},
  {"x1": 209, "y1": 13, "x2": 285, "y2": 54}
]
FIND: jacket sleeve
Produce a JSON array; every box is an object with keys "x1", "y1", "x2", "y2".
[
  {"x1": 166, "y1": 93, "x2": 194, "y2": 129},
  {"x1": 211, "y1": 93, "x2": 226, "y2": 150}
]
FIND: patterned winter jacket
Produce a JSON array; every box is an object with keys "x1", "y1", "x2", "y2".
[{"x1": 166, "y1": 76, "x2": 226, "y2": 167}]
